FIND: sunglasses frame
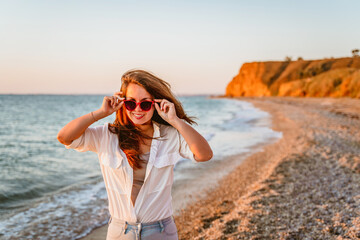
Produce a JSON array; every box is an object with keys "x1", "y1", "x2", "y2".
[{"x1": 123, "y1": 99, "x2": 155, "y2": 112}]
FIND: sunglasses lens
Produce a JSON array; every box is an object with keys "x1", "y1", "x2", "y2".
[
  {"x1": 124, "y1": 101, "x2": 136, "y2": 111},
  {"x1": 140, "y1": 101, "x2": 153, "y2": 111}
]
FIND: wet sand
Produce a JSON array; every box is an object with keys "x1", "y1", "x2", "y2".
[{"x1": 81, "y1": 96, "x2": 360, "y2": 239}]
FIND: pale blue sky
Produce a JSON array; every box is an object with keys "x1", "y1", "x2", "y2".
[{"x1": 1, "y1": 0, "x2": 359, "y2": 95}]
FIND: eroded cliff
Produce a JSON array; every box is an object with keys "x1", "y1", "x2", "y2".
[{"x1": 226, "y1": 57, "x2": 360, "y2": 98}]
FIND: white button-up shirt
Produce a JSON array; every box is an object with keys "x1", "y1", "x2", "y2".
[{"x1": 65, "y1": 121, "x2": 197, "y2": 223}]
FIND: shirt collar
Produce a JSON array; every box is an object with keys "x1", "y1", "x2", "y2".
[{"x1": 152, "y1": 121, "x2": 161, "y2": 138}]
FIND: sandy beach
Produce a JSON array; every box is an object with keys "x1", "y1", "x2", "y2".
[{"x1": 81, "y1": 96, "x2": 360, "y2": 239}]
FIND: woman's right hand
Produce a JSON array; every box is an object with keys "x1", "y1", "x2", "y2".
[
  {"x1": 57, "y1": 91, "x2": 124, "y2": 145},
  {"x1": 99, "y1": 91, "x2": 124, "y2": 117}
]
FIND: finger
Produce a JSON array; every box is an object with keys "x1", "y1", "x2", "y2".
[
  {"x1": 154, "y1": 99, "x2": 165, "y2": 110},
  {"x1": 161, "y1": 100, "x2": 170, "y2": 111},
  {"x1": 161, "y1": 101, "x2": 166, "y2": 111},
  {"x1": 114, "y1": 92, "x2": 123, "y2": 100},
  {"x1": 114, "y1": 95, "x2": 124, "y2": 102},
  {"x1": 113, "y1": 97, "x2": 120, "y2": 108},
  {"x1": 154, "y1": 101, "x2": 162, "y2": 112},
  {"x1": 104, "y1": 96, "x2": 112, "y2": 105},
  {"x1": 163, "y1": 103, "x2": 170, "y2": 113},
  {"x1": 112, "y1": 96, "x2": 118, "y2": 107},
  {"x1": 114, "y1": 101, "x2": 123, "y2": 111},
  {"x1": 103, "y1": 96, "x2": 109, "y2": 107},
  {"x1": 114, "y1": 97, "x2": 121, "y2": 105}
]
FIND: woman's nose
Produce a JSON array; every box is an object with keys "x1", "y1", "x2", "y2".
[{"x1": 135, "y1": 103, "x2": 142, "y2": 112}]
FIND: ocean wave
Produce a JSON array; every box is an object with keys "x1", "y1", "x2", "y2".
[{"x1": 0, "y1": 181, "x2": 109, "y2": 240}]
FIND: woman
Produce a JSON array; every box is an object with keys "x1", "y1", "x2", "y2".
[{"x1": 57, "y1": 69, "x2": 213, "y2": 240}]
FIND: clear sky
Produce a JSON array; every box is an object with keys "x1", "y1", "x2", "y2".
[{"x1": 1, "y1": 0, "x2": 359, "y2": 95}]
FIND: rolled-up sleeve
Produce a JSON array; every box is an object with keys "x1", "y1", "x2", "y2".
[
  {"x1": 64, "y1": 124, "x2": 106, "y2": 153},
  {"x1": 177, "y1": 130, "x2": 197, "y2": 163}
]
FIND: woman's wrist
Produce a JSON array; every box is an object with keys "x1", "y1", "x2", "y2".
[
  {"x1": 169, "y1": 117, "x2": 183, "y2": 129},
  {"x1": 91, "y1": 109, "x2": 107, "y2": 121}
]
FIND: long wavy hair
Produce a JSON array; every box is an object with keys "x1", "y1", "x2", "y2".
[{"x1": 108, "y1": 69, "x2": 196, "y2": 169}]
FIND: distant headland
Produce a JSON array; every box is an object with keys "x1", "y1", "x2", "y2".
[{"x1": 226, "y1": 56, "x2": 360, "y2": 98}]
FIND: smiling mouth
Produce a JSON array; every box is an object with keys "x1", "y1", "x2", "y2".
[{"x1": 132, "y1": 113, "x2": 145, "y2": 120}]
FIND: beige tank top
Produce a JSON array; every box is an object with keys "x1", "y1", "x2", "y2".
[{"x1": 131, "y1": 152, "x2": 150, "y2": 206}]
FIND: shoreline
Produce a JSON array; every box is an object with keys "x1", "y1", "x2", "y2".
[
  {"x1": 176, "y1": 96, "x2": 360, "y2": 239},
  {"x1": 80, "y1": 96, "x2": 360, "y2": 239}
]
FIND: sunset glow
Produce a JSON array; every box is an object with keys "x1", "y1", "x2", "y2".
[{"x1": 1, "y1": 0, "x2": 359, "y2": 95}]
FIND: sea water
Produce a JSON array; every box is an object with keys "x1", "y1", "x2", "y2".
[{"x1": 0, "y1": 95, "x2": 281, "y2": 239}]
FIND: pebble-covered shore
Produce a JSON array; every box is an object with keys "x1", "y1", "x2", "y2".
[{"x1": 175, "y1": 97, "x2": 360, "y2": 240}]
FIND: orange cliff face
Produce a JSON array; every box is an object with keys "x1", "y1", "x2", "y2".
[
  {"x1": 226, "y1": 62, "x2": 272, "y2": 97},
  {"x1": 226, "y1": 57, "x2": 360, "y2": 98}
]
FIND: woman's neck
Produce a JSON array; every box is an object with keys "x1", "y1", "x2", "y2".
[{"x1": 136, "y1": 120, "x2": 154, "y2": 134}]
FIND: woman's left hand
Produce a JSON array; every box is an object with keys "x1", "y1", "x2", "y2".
[{"x1": 154, "y1": 99, "x2": 179, "y2": 125}]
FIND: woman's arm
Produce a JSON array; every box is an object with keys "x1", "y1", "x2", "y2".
[
  {"x1": 154, "y1": 99, "x2": 213, "y2": 162},
  {"x1": 172, "y1": 119, "x2": 213, "y2": 162},
  {"x1": 57, "y1": 92, "x2": 123, "y2": 145}
]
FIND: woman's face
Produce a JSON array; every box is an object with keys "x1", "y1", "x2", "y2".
[{"x1": 125, "y1": 83, "x2": 155, "y2": 126}]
